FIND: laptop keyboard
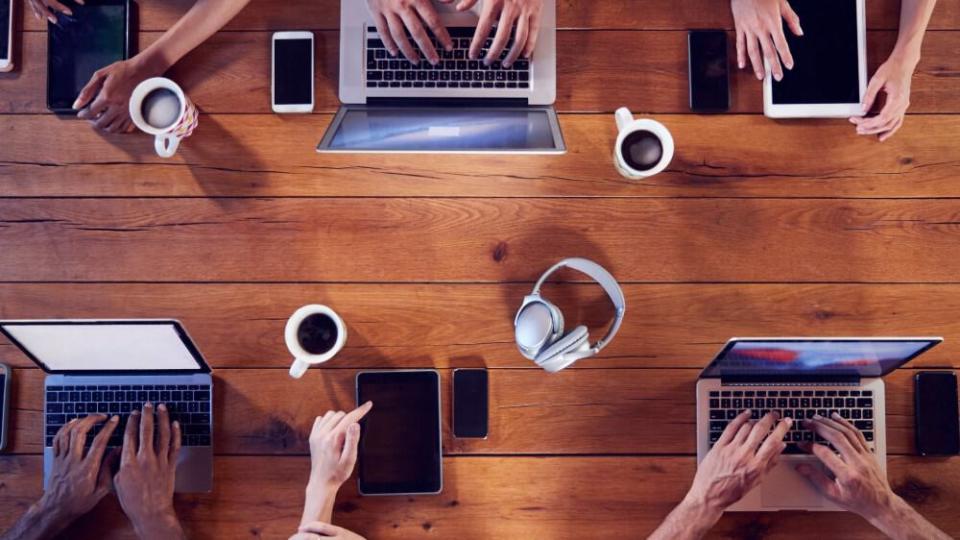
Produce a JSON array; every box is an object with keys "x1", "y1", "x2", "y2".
[
  {"x1": 708, "y1": 388, "x2": 876, "y2": 453},
  {"x1": 365, "y1": 26, "x2": 531, "y2": 89},
  {"x1": 45, "y1": 384, "x2": 212, "y2": 448}
]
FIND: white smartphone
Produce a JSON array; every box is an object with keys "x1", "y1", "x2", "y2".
[
  {"x1": 0, "y1": 0, "x2": 13, "y2": 72},
  {"x1": 0, "y1": 363, "x2": 10, "y2": 451},
  {"x1": 271, "y1": 31, "x2": 314, "y2": 113}
]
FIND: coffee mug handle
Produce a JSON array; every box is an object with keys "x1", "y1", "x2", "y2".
[
  {"x1": 615, "y1": 107, "x2": 634, "y2": 132},
  {"x1": 289, "y1": 357, "x2": 310, "y2": 379},
  {"x1": 155, "y1": 133, "x2": 181, "y2": 158}
]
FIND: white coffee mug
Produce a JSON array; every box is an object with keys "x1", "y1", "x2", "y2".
[
  {"x1": 129, "y1": 77, "x2": 199, "y2": 158},
  {"x1": 614, "y1": 107, "x2": 674, "y2": 179},
  {"x1": 286, "y1": 305, "x2": 348, "y2": 379}
]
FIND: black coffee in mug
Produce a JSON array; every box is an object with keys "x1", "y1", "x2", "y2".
[
  {"x1": 620, "y1": 130, "x2": 664, "y2": 171},
  {"x1": 297, "y1": 313, "x2": 339, "y2": 355}
]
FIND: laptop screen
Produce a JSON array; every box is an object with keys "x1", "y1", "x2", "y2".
[
  {"x1": 0, "y1": 321, "x2": 209, "y2": 373},
  {"x1": 701, "y1": 338, "x2": 941, "y2": 379}
]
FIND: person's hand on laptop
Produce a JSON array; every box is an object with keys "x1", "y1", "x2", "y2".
[
  {"x1": 798, "y1": 413, "x2": 951, "y2": 540},
  {"x1": 291, "y1": 522, "x2": 367, "y2": 540},
  {"x1": 114, "y1": 403, "x2": 186, "y2": 540},
  {"x1": 365, "y1": 0, "x2": 454, "y2": 65},
  {"x1": 299, "y1": 401, "x2": 374, "y2": 528},
  {"x1": 731, "y1": 0, "x2": 802, "y2": 82},
  {"x1": 648, "y1": 410, "x2": 792, "y2": 540},
  {"x1": 459, "y1": 0, "x2": 544, "y2": 68}
]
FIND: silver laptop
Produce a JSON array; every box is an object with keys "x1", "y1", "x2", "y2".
[
  {"x1": 696, "y1": 337, "x2": 942, "y2": 511},
  {"x1": 317, "y1": 0, "x2": 564, "y2": 153},
  {"x1": 0, "y1": 320, "x2": 214, "y2": 492}
]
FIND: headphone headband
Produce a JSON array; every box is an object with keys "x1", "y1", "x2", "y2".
[{"x1": 531, "y1": 258, "x2": 626, "y2": 355}]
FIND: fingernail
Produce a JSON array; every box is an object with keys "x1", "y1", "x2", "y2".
[
  {"x1": 145, "y1": 402, "x2": 153, "y2": 408},
  {"x1": 774, "y1": 73, "x2": 783, "y2": 82},
  {"x1": 738, "y1": 60, "x2": 745, "y2": 69},
  {"x1": 756, "y1": 72, "x2": 763, "y2": 81},
  {"x1": 813, "y1": 414, "x2": 823, "y2": 420},
  {"x1": 111, "y1": 415, "x2": 119, "y2": 422},
  {"x1": 785, "y1": 417, "x2": 794, "y2": 426},
  {"x1": 173, "y1": 420, "x2": 180, "y2": 428},
  {"x1": 132, "y1": 410, "x2": 140, "y2": 416},
  {"x1": 158, "y1": 403, "x2": 167, "y2": 411},
  {"x1": 798, "y1": 27, "x2": 804, "y2": 36}
]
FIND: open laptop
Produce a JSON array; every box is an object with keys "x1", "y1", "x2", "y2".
[
  {"x1": 317, "y1": 0, "x2": 565, "y2": 153},
  {"x1": 0, "y1": 320, "x2": 214, "y2": 492},
  {"x1": 696, "y1": 337, "x2": 942, "y2": 511}
]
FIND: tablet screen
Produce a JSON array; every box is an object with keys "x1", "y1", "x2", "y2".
[
  {"x1": 357, "y1": 371, "x2": 442, "y2": 495},
  {"x1": 772, "y1": 0, "x2": 860, "y2": 105},
  {"x1": 47, "y1": 1, "x2": 127, "y2": 111}
]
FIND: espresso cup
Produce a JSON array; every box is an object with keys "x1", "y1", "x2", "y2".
[
  {"x1": 286, "y1": 305, "x2": 348, "y2": 379},
  {"x1": 129, "y1": 77, "x2": 199, "y2": 158},
  {"x1": 613, "y1": 107, "x2": 674, "y2": 179}
]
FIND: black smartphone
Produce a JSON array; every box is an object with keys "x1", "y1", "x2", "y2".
[
  {"x1": 688, "y1": 30, "x2": 730, "y2": 112},
  {"x1": 453, "y1": 368, "x2": 488, "y2": 439},
  {"x1": 0, "y1": 363, "x2": 10, "y2": 451},
  {"x1": 915, "y1": 371, "x2": 960, "y2": 456}
]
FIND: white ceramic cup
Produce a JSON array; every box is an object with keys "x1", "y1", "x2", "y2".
[
  {"x1": 129, "y1": 77, "x2": 199, "y2": 158},
  {"x1": 613, "y1": 107, "x2": 675, "y2": 179},
  {"x1": 286, "y1": 305, "x2": 348, "y2": 379}
]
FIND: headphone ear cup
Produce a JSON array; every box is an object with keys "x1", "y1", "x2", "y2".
[
  {"x1": 535, "y1": 325, "x2": 589, "y2": 373},
  {"x1": 515, "y1": 298, "x2": 564, "y2": 360}
]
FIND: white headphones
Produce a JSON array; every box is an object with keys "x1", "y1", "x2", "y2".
[{"x1": 514, "y1": 258, "x2": 626, "y2": 373}]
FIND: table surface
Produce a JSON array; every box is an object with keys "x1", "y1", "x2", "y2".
[{"x1": 2, "y1": 1, "x2": 960, "y2": 538}]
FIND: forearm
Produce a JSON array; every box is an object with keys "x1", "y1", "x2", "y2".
[
  {"x1": 0, "y1": 496, "x2": 75, "y2": 540},
  {"x1": 647, "y1": 496, "x2": 723, "y2": 540},
  {"x1": 129, "y1": 510, "x2": 186, "y2": 540},
  {"x1": 891, "y1": 0, "x2": 937, "y2": 64},
  {"x1": 865, "y1": 495, "x2": 952, "y2": 540},
  {"x1": 300, "y1": 481, "x2": 340, "y2": 527},
  {"x1": 134, "y1": 0, "x2": 252, "y2": 74}
]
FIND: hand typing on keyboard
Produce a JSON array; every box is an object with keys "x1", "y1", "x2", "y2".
[{"x1": 366, "y1": 0, "x2": 544, "y2": 67}]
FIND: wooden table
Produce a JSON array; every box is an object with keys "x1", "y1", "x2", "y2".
[{"x1": 2, "y1": 1, "x2": 960, "y2": 538}]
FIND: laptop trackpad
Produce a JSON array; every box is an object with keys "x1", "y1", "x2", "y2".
[{"x1": 761, "y1": 461, "x2": 824, "y2": 508}]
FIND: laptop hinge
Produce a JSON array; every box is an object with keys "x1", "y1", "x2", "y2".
[
  {"x1": 366, "y1": 97, "x2": 529, "y2": 107},
  {"x1": 719, "y1": 373, "x2": 862, "y2": 385}
]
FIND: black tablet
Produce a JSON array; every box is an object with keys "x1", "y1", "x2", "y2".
[
  {"x1": 356, "y1": 370, "x2": 442, "y2": 495},
  {"x1": 47, "y1": 0, "x2": 131, "y2": 113}
]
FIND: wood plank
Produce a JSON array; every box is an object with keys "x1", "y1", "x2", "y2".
[
  {"x1": 4, "y1": 30, "x2": 960, "y2": 114},
  {"x1": 5, "y1": 367, "x2": 944, "y2": 455},
  {"x1": 1, "y1": 455, "x2": 958, "y2": 539},
  {"x1": 1, "y1": 198, "x2": 959, "y2": 283},
  {"x1": 17, "y1": 0, "x2": 960, "y2": 32},
  {"x1": 2, "y1": 284, "x2": 960, "y2": 370},
  {"x1": 3, "y1": 114, "x2": 960, "y2": 199}
]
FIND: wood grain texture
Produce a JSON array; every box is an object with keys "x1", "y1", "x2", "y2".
[
  {"x1": 1, "y1": 455, "x2": 958, "y2": 539},
  {"x1": 3, "y1": 367, "x2": 942, "y2": 456},
  {"x1": 1, "y1": 198, "x2": 959, "y2": 283},
  {"x1": 3, "y1": 114, "x2": 959, "y2": 198},
  {"x1": 1, "y1": 283, "x2": 959, "y2": 370},
  {"x1": 3, "y1": 30, "x2": 960, "y2": 114},
  {"x1": 16, "y1": 0, "x2": 960, "y2": 32}
]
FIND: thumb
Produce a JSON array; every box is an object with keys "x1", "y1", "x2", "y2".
[
  {"x1": 456, "y1": 0, "x2": 478, "y2": 11},
  {"x1": 795, "y1": 463, "x2": 840, "y2": 500},
  {"x1": 781, "y1": 0, "x2": 803, "y2": 36},
  {"x1": 861, "y1": 72, "x2": 885, "y2": 113},
  {"x1": 338, "y1": 423, "x2": 361, "y2": 473},
  {"x1": 299, "y1": 521, "x2": 341, "y2": 536},
  {"x1": 96, "y1": 448, "x2": 120, "y2": 496},
  {"x1": 74, "y1": 71, "x2": 106, "y2": 110}
]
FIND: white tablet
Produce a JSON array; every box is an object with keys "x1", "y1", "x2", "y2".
[{"x1": 764, "y1": 0, "x2": 866, "y2": 118}]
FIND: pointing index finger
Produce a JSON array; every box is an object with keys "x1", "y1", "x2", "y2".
[{"x1": 336, "y1": 401, "x2": 373, "y2": 431}]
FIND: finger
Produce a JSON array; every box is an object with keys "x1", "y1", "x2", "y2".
[
  {"x1": 70, "y1": 414, "x2": 107, "y2": 458},
  {"x1": 861, "y1": 74, "x2": 885, "y2": 114},
  {"x1": 485, "y1": 7, "x2": 518, "y2": 65},
  {"x1": 334, "y1": 401, "x2": 374, "y2": 432},
  {"x1": 78, "y1": 95, "x2": 110, "y2": 122},
  {"x1": 745, "y1": 411, "x2": 778, "y2": 449},
  {"x1": 96, "y1": 448, "x2": 120, "y2": 496},
  {"x1": 522, "y1": 12, "x2": 541, "y2": 59},
  {"x1": 46, "y1": 0, "x2": 72, "y2": 15},
  {"x1": 717, "y1": 409, "x2": 751, "y2": 447},
  {"x1": 807, "y1": 442, "x2": 847, "y2": 478},
  {"x1": 29, "y1": 2, "x2": 44, "y2": 22},
  {"x1": 121, "y1": 409, "x2": 140, "y2": 465},
  {"x1": 809, "y1": 416, "x2": 857, "y2": 460},
  {"x1": 772, "y1": 25, "x2": 794, "y2": 70},
  {"x1": 139, "y1": 403, "x2": 155, "y2": 457},
  {"x1": 857, "y1": 113, "x2": 900, "y2": 135},
  {"x1": 338, "y1": 423, "x2": 362, "y2": 473},
  {"x1": 53, "y1": 419, "x2": 75, "y2": 457},
  {"x1": 746, "y1": 34, "x2": 764, "y2": 80},
  {"x1": 759, "y1": 33, "x2": 782, "y2": 81},
  {"x1": 795, "y1": 463, "x2": 841, "y2": 500},
  {"x1": 325, "y1": 411, "x2": 346, "y2": 433},
  {"x1": 386, "y1": 12, "x2": 420, "y2": 63},
  {"x1": 169, "y1": 420, "x2": 182, "y2": 466},
  {"x1": 372, "y1": 14, "x2": 399, "y2": 57},
  {"x1": 879, "y1": 116, "x2": 904, "y2": 142},
  {"x1": 86, "y1": 415, "x2": 119, "y2": 464},
  {"x1": 736, "y1": 28, "x2": 746, "y2": 69},
  {"x1": 754, "y1": 417, "x2": 793, "y2": 464},
  {"x1": 455, "y1": 0, "x2": 478, "y2": 10},
  {"x1": 781, "y1": 0, "x2": 803, "y2": 36},
  {"x1": 74, "y1": 71, "x2": 106, "y2": 111},
  {"x1": 157, "y1": 403, "x2": 171, "y2": 459},
  {"x1": 299, "y1": 521, "x2": 339, "y2": 535},
  {"x1": 399, "y1": 9, "x2": 439, "y2": 64},
  {"x1": 316, "y1": 410, "x2": 337, "y2": 432},
  {"x1": 503, "y1": 12, "x2": 529, "y2": 67},
  {"x1": 103, "y1": 111, "x2": 130, "y2": 133},
  {"x1": 414, "y1": 1, "x2": 452, "y2": 51},
  {"x1": 732, "y1": 417, "x2": 755, "y2": 446},
  {"x1": 829, "y1": 412, "x2": 869, "y2": 452},
  {"x1": 94, "y1": 108, "x2": 122, "y2": 132},
  {"x1": 469, "y1": 4, "x2": 498, "y2": 60}
]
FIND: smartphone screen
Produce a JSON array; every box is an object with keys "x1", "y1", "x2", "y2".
[
  {"x1": 916, "y1": 372, "x2": 960, "y2": 455},
  {"x1": 688, "y1": 30, "x2": 729, "y2": 112},
  {"x1": 0, "y1": 370, "x2": 6, "y2": 449},
  {"x1": 0, "y1": 0, "x2": 11, "y2": 62},
  {"x1": 273, "y1": 37, "x2": 313, "y2": 106},
  {"x1": 453, "y1": 369, "x2": 488, "y2": 438}
]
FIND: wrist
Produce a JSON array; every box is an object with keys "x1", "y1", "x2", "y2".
[
  {"x1": 862, "y1": 491, "x2": 909, "y2": 533},
  {"x1": 131, "y1": 48, "x2": 173, "y2": 78},
  {"x1": 678, "y1": 493, "x2": 725, "y2": 531},
  {"x1": 300, "y1": 480, "x2": 340, "y2": 525},
  {"x1": 889, "y1": 45, "x2": 921, "y2": 71},
  {"x1": 35, "y1": 493, "x2": 79, "y2": 525},
  {"x1": 129, "y1": 508, "x2": 184, "y2": 540}
]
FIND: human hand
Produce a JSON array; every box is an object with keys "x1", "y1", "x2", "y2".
[
  {"x1": 114, "y1": 403, "x2": 185, "y2": 540},
  {"x1": 460, "y1": 0, "x2": 543, "y2": 67},
  {"x1": 849, "y1": 54, "x2": 917, "y2": 142},
  {"x1": 365, "y1": 0, "x2": 453, "y2": 64},
  {"x1": 731, "y1": 0, "x2": 802, "y2": 81},
  {"x1": 74, "y1": 58, "x2": 157, "y2": 133},
  {"x1": 685, "y1": 410, "x2": 793, "y2": 514},
  {"x1": 797, "y1": 413, "x2": 898, "y2": 519},
  {"x1": 292, "y1": 522, "x2": 367, "y2": 540},
  {"x1": 28, "y1": 0, "x2": 80, "y2": 25},
  {"x1": 41, "y1": 414, "x2": 120, "y2": 522}
]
